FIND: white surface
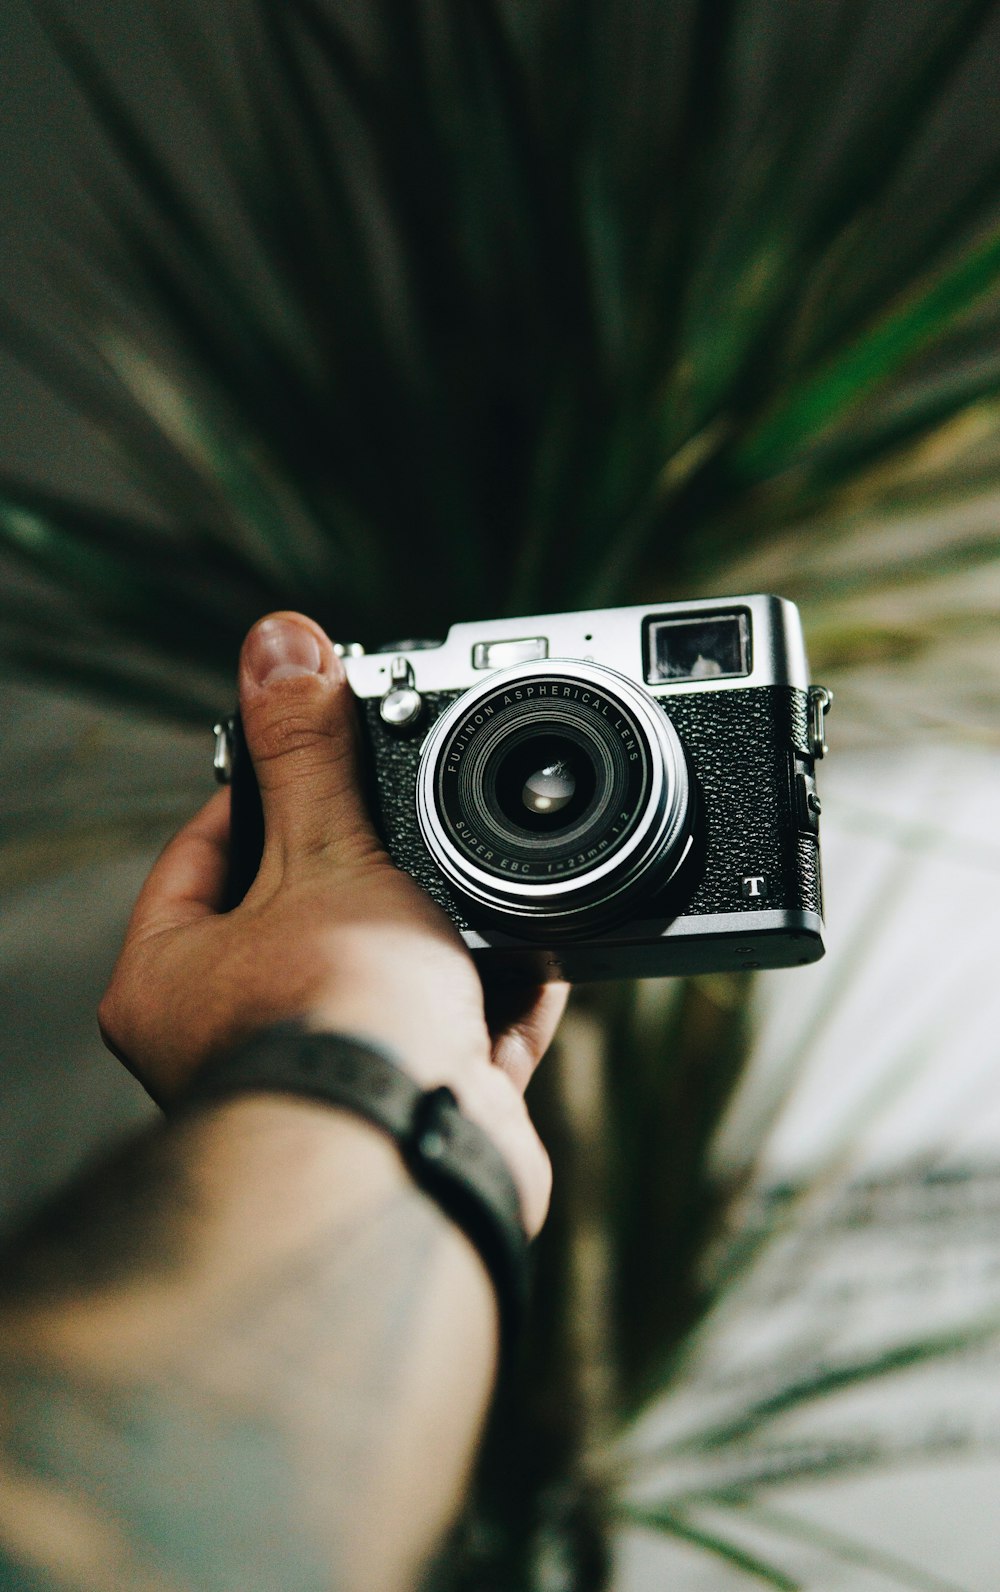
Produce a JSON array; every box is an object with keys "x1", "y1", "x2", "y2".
[{"x1": 718, "y1": 738, "x2": 1000, "y2": 1181}]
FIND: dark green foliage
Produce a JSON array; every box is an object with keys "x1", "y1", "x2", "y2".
[
  {"x1": 4, "y1": 0, "x2": 1000, "y2": 714},
  {"x1": 604, "y1": 976, "x2": 754, "y2": 1415}
]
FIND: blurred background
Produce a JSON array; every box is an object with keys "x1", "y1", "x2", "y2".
[{"x1": 2, "y1": 2, "x2": 1000, "y2": 1587}]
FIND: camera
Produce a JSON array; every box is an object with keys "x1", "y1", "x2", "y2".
[{"x1": 216, "y1": 595, "x2": 831, "y2": 983}]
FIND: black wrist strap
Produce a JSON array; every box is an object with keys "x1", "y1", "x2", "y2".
[{"x1": 173, "y1": 1026, "x2": 528, "y2": 1376}]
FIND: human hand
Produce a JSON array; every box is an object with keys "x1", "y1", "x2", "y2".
[{"x1": 98, "y1": 612, "x2": 567, "y2": 1234}]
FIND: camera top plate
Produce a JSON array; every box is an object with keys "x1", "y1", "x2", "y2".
[{"x1": 341, "y1": 594, "x2": 811, "y2": 702}]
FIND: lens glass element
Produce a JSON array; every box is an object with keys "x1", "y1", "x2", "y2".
[
  {"x1": 495, "y1": 735, "x2": 594, "y2": 832},
  {"x1": 521, "y1": 758, "x2": 577, "y2": 818}
]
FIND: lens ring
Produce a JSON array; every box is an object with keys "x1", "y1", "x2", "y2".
[{"x1": 416, "y1": 659, "x2": 691, "y2": 930}]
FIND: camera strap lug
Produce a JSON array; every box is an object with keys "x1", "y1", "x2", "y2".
[
  {"x1": 213, "y1": 717, "x2": 235, "y2": 784},
  {"x1": 808, "y1": 685, "x2": 833, "y2": 759}
]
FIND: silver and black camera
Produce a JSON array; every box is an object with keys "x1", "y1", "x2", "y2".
[{"x1": 218, "y1": 595, "x2": 831, "y2": 983}]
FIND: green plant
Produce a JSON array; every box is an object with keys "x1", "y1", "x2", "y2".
[{"x1": 3, "y1": 1, "x2": 1000, "y2": 1585}]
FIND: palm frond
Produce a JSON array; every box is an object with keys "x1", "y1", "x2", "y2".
[
  {"x1": 7, "y1": 0, "x2": 1000, "y2": 662},
  {"x1": 730, "y1": 1501, "x2": 974, "y2": 1592},
  {"x1": 673, "y1": 1317, "x2": 1000, "y2": 1458},
  {"x1": 602, "y1": 975, "x2": 755, "y2": 1416},
  {"x1": 619, "y1": 1501, "x2": 799, "y2": 1590},
  {"x1": 733, "y1": 221, "x2": 1000, "y2": 482}
]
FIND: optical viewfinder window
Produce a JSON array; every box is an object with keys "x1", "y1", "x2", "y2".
[{"x1": 645, "y1": 612, "x2": 750, "y2": 684}]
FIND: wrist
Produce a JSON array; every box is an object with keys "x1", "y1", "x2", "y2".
[
  {"x1": 296, "y1": 1009, "x2": 547, "y2": 1235},
  {"x1": 172, "y1": 1026, "x2": 533, "y2": 1370},
  {"x1": 300, "y1": 1001, "x2": 487, "y2": 1093}
]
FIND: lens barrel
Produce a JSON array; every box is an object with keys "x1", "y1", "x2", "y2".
[{"x1": 416, "y1": 660, "x2": 691, "y2": 933}]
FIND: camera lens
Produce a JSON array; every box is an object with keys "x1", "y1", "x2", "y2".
[{"x1": 416, "y1": 660, "x2": 691, "y2": 933}]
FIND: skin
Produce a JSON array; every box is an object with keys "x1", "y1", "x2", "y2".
[{"x1": 0, "y1": 611, "x2": 568, "y2": 1592}]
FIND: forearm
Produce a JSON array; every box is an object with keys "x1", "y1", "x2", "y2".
[{"x1": 0, "y1": 1098, "x2": 499, "y2": 1592}]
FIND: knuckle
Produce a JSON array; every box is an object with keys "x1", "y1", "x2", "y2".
[
  {"x1": 502, "y1": 1026, "x2": 534, "y2": 1074},
  {"x1": 467, "y1": 1069, "x2": 533, "y2": 1147},
  {"x1": 297, "y1": 827, "x2": 386, "y2": 871},
  {"x1": 471, "y1": 1064, "x2": 515, "y2": 1111},
  {"x1": 534, "y1": 1130, "x2": 552, "y2": 1184},
  {"x1": 97, "y1": 983, "x2": 130, "y2": 1057},
  {"x1": 96, "y1": 987, "x2": 116, "y2": 1039},
  {"x1": 250, "y1": 707, "x2": 334, "y2": 772},
  {"x1": 519, "y1": 1135, "x2": 552, "y2": 1237}
]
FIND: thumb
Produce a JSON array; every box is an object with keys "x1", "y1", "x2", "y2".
[{"x1": 239, "y1": 612, "x2": 380, "y2": 870}]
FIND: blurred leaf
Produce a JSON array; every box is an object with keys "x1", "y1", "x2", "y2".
[
  {"x1": 734, "y1": 221, "x2": 1000, "y2": 481},
  {"x1": 9, "y1": 0, "x2": 1000, "y2": 651},
  {"x1": 603, "y1": 975, "x2": 756, "y2": 1416},
  {"x1": 620, "y1": 1501, "x2": 799, "y2": 1589},
  {"x1": 633, "y1": 1315, "x2": 1000, "y2": 1470},
  {"x1": 730, "y1": 1502, "x2": 974, "y2": 1592}
]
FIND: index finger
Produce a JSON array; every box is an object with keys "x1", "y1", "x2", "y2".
[
  {"x1": 486, "y1": 980, "x2": 571, "y2": 1093},
  {"x1": 126, "y1": 789, "x2": 231, "y2": 940}
]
